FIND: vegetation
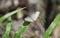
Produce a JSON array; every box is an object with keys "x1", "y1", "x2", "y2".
[{"x1": 0, "y1": 8, "x2": 60, "y2": 38}]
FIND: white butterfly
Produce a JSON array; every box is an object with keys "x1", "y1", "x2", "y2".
[{"x1": 25, "y1": 11, "x2": 40, "y2": 22}]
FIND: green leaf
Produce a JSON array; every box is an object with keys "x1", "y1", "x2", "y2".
[
  {"x1": 0, "y1": 8, "x2": 25, "y2": 22},
  {"x1": 2, "y1": 17, "x2": 12, "y2": 38},
  {"x1": 43, "y1": 13, "x2": 60, "y2": 38},
  {"x1": 13, "y1": 21, "x2": 30, "y2": 38}
]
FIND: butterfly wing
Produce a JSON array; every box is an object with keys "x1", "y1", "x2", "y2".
[
  {"x1": 25, "y1": 17, "x2": 33, "y2": 22},
  {"x1": 30, "y1": 11, "x2": 40, "y2": 21},
  {"x1": 25, "y1": 11, "x2": 40, "y2": 22}
]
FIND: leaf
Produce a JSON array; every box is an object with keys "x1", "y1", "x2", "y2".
[
  {"x1": 0, "y1": 8, "x2": 25, "y2": 22},
  {"x1": 2, "y1": 17, "x2": 12, "y2": 38},
  {"x1": 13, "y1": 21, "x2": 30, "y2": 38},
  {"x1": 43, "y1": 13, "x2": 60, "y2": 38}
]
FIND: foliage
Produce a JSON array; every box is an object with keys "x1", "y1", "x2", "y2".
[{"x1": 43, "y1": 13, "x2": 60, "y2": 38}]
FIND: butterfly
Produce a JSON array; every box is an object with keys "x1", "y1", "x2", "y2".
[{"x1": 25, "y1": 11, "x2": 40, "y2": 22}]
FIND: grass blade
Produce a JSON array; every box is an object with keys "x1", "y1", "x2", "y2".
[
  {"x1": 0, "y1": 8, "x2": 25, "y2": 22},
  {"x1": 43, "y1": 13, "x2": 60, "y2": 38},
  {"x1": 2, "y1": 17, "x2": 12, "y2": 38},
  {"x1": 13, "y1": 21, "x2": 30, "y2": 38}
]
